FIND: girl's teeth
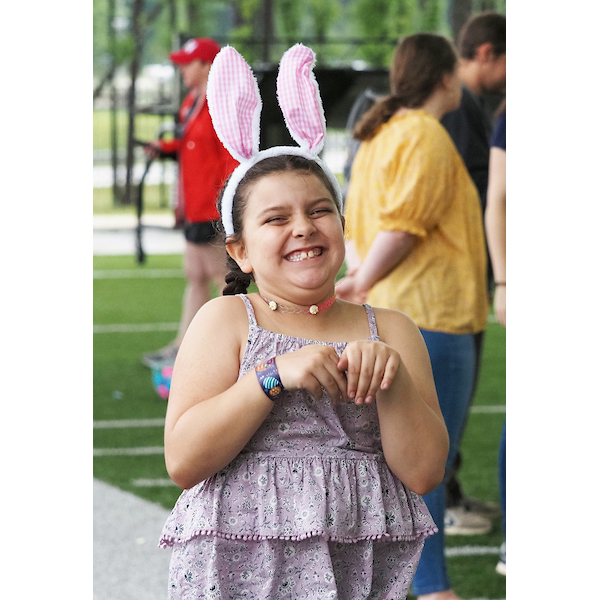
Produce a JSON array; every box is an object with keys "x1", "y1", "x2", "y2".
[{"x1": 288, "y1": 248, "x2": 321, "y2": 261}]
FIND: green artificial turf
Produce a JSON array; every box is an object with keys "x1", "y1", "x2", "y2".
[{"x1": 93, "y1": 254, "x2": 506, "y2": 599}]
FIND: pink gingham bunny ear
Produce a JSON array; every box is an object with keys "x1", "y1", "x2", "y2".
[
  {"x1": 208, "y1": 43, "x2": 341, "y2": 236},
  {"x1": 277, "y1": 44, "x2": 326, "y2": 154},
  {"x1": 206, "y1": 45, "x2": 261, "y2": 163}
]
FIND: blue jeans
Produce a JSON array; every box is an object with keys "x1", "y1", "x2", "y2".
[{"x1": 412, "y1": 329, "x2": 477, "y2": 595}]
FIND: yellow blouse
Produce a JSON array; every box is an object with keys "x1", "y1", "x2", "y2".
[{"x1": 345, "y1": 110, "x2": 488, "y2": 334}]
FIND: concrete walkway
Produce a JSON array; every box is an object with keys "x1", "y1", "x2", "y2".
[
  {"x1": 94, "y1": 479, "x2": 171, "y2": 600},
  {"x1": 93, "y1": 212, "x2": 185, "y2": 256},
  {"x1": 94, "y1": 215, "x2": 178, "y2": 599}
]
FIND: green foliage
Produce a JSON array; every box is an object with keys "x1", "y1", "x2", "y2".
[
  {"x1": 229, "y1": 24, "x2": 261, "y2": 63},
  {"x1": 352, "y1": 0, "x2": 408, "y2": 66},
  {"x1": 93, "y1": 1, "x2": 507, "y2": 77},
  {"x1": 308, "y1": 0, "x2": 340, "y2": 62},
  {"x1": 235, "y1": 0, "x2": 261, "y2": 21},
  {"x1": 113, "y1": 32, "x2": 138, "y2": 64},
  {"x1": 227, "y1": 0, "x2": 263, "y2": 63},
  {"x1": 309, "y1": 0, "x2": 340, "y2": 41},
  {"x1": 276, "y1": 0, "x2": 303, "y2": 45},
  {"x1": 387, "y1": 0, "x2": 416, "y2": 37},
  {"x1": 420, "y1": 0, "x2": 441, "y2": 32}
]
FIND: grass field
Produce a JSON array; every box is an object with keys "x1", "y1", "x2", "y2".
[
  {"x1": 93, "y1": 109, "x2": 174, "y2": 151},
  {"x1": 93, "y1": 253, "x2": 506, "y2": 599}
]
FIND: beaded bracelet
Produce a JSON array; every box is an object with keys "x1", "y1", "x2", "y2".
[{"x1": 255, "y1": 358, "x2": 285, "y2": 401}]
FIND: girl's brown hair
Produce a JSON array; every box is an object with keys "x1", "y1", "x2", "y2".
[
  {"x1": 216, "y1": 154, "x2": 341, "y2": 295},
  {"x1": 354, "y1": 33, "x2": 458, "y2": 141}
]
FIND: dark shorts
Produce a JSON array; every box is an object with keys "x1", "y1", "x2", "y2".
[{"x1": 183, "y1": 220, "x2": 221, "y2": 245}]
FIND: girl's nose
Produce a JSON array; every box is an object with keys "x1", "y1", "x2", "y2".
[{"x1": 292, "y1": 215, "x2": 316, "y2": 238}]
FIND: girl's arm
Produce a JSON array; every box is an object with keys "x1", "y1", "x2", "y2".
[
  {"x1": 485, "y1": 146, "x2": 506, "y2": 326},
  {"x1": 336, "y1": 231, "x2": 417, "y2": 303},
  {"x1": 353, "y1": 230, "x2": 418, "y2": 292},
  {"x1": 338, "y1": 309, "x2": 448, "y2": 495},
  {"x1": 164, "y1": 296, "x2": 274, "y2": 489},
  {"x1": 165, "y1": 296, "x2": 349, "y2": 489},
  {"x1": 343, "y1": 239, "x2": 362, "y2": 276}
]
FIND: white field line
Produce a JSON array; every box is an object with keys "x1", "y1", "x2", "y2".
[
  {"x1": 132, "y1": 478, "x2": 176, "y2": 487},
  {"x1": 94, "y1": 269, "x2": 184, "y2": 279},
  {"x1": 94, "y1": 418, "x2": 166, "y2": 429},
  {"x1": 94, "y1": 315, "x2": 500, "y2": 335},
  {"x1": 93, "y1": 446, "x2": 164, "y2": 457},
  {"x1": 470, "y1": 405, "x2": 505, "y2": 414},
  {"x1": 445, "y1": 545, "x2": 501, "y2": 557},
  {"x1": 93, "y1": 404, "x2": 505, "y2": 432},
  {"x1": 93, "y1": 322, "x2": 179, "y2": 334}
]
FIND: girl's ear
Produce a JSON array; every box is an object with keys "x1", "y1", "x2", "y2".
[{"x1": 226, "y1": 239, "x2": 253, "y2": 274}]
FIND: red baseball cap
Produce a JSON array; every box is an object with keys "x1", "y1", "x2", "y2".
[{"x1": 169, "y1": 38, "x2": 221, "y2": 65}]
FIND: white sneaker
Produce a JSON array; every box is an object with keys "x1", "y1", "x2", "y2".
[
  {"x1": 444, "y1": 506, "x2": 493, "y2": 535},
  {"x1": 141, "y1": 344, "x2": 179, "y2": 368},
  {"x1": 495, "y1": 541, "x2": 506, "y2": 575},
  {"x1": 460, "y1": 495, "x2": 503, "y2": 519}
]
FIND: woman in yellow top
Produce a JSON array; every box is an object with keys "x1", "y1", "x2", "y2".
[{"x1": 338, "y1": 33, "x2": 488, "y2": 600}]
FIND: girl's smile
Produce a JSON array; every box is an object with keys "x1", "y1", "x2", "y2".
[
  {"x1": 227, "y1": 170, "x2": 345, "y2": 304},
  {"x1": 285, "y1": 246, "x2": 323, "y2": 262}
]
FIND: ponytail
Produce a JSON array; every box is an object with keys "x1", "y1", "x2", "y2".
[
  {"x1": 353, "y1": 95, "x2": 405, "y2": 141},
  {"x1": 354, "y1": 34, "x2": 458, "y2": 143},
  {"x1": 222, "y1": 255, "x2": 254, "y2": 296}
]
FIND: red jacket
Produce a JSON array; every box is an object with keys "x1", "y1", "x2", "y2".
[{"x1": 160, "y1": 92, "x2": 238, "y2": 223}]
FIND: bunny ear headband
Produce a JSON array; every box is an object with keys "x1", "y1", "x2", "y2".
[{"x1": 206, "y1": 43, "x2": 342, "y2": 237}]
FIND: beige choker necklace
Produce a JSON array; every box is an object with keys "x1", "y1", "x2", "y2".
[{"x1": 259, "y1": 292, "x2": 336, "y2": 315}]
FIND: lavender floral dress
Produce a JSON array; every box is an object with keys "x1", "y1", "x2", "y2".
[{"x1": 159, "y1": 295, "x2": 437, "y2": 599}]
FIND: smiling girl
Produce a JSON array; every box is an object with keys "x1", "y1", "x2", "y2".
[{"x1": 158, "y1": 45, "x2": 449, "y2": 600}]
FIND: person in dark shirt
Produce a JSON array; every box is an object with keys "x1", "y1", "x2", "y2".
[
  {"x1": 442, "y1": 85, "x2": 491, "y2": 210},
  {"x1": 440, "y1": 11, "x2": 506, "y2": 543}
]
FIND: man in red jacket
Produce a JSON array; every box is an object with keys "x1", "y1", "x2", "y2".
[{"x1": 142, "y1": 38, "x2": 238, "y2": 367}]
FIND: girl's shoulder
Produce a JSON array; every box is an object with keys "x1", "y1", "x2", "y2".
[
  {"x1": 369, "y1": 305, "x2": 423, "y2": 346},
  {"x1": 187, "y1": 295, "x2": 250, "y2": 342},
  {"x1": 197, "y1": 293, "x2": 247, "y2": 315}
]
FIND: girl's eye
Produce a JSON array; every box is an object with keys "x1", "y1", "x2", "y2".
[{"x1": 312, "y1": 207, "x2": 332, "y2": 216}]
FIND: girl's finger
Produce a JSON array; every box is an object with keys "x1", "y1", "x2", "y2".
[
  {"x1": 339, "y1": 346, "x2": 361, "y2": 402},
  {"x1": 320, "y1": 357, "x2": 349, "y2": 404},
  {"x1": 380, "y1": 352, "x2": 401, "y2": 392},
  {"x1": 362, "y1": 353, "x2": 388, "y2": 404},
  {"x1": 353, "y1": 348, "x2": 376, "y2": 405}
]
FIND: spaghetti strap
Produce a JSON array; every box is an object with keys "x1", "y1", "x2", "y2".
[
  {"x1": 364, "y1": 304, "x2": 379, "y2": 339},
  {"x1": 238, "y1": 294, "x2": 257, "y2": 327}
]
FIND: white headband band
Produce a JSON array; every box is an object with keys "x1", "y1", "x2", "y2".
[{"x1": 206, "y1": 43, "x2": 342, "y2": 237}]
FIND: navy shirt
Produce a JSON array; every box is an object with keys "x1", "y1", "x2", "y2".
[
  {"x1": 490, "y1": 111, "x2": 506, "y2": 151},
  {"x1": 441, "y1": 86, "x2": 491, "y2": 211}
]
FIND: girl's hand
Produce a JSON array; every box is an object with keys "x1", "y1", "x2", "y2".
[
  {"x1": 337, "y1": 341, "x2": 401, "y2": 405},
  {"x1": 335, "y1": 275, "x2": 368, "y2": 304},
  {"x1": 275, "y1": 344, "x2": 350, "y2": 404},
  {"x1": 494, "y1": 284, "x2": 506, "y2": 327}
]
